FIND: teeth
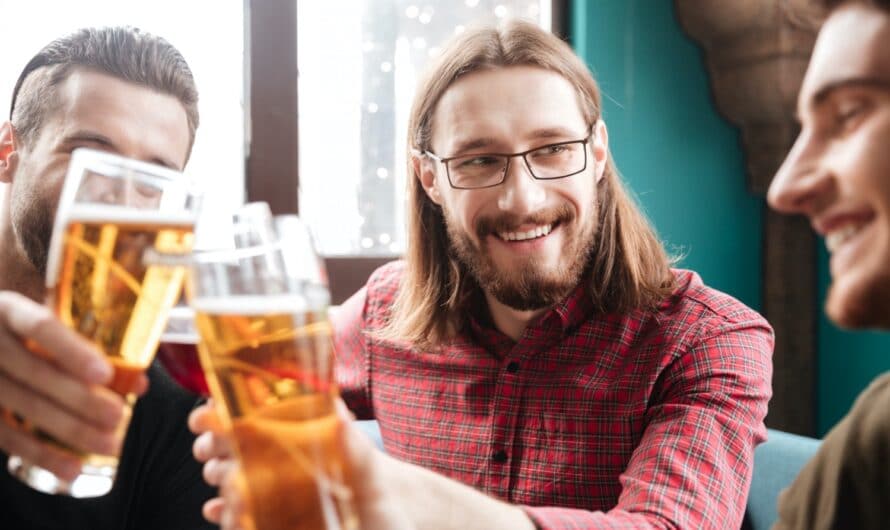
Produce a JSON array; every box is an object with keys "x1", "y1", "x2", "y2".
[
  {"x1": 499, "y1": 224, "x2": 553, "y2": 242},
  {"x1": 825, "y1": 224, "x2": 861, "y2": 253}
]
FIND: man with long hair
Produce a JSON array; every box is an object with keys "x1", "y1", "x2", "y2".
[
  {"x1": 0, "y1": 27, "x2": 214, "y2": 529},
  {"x1": 767, "y1": 0, "x2": 890, "y2": 527},
  {"x1": 198, "y1": 19, "x2": 773, "y2": 529}
]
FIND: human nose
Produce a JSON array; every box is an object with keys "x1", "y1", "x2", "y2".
[
  {"x1": 496, "y1": 155, "x2": 546, "y2": 213},
  {"x1": 767, "y1": 131, "x2": 835, "y2": 216}
]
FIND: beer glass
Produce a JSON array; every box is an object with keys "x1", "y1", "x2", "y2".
[
  {"x1": 189, "y1": 215, "x2": 360, "y2": 530},
  {"x1": 159, "y1": 202, "x2": 277, "y2": 396},
  {"x1": 157, "y1": 306, "x2": 208, "y2": 396},
  {"x1": 8, "y1": 148, "x2": 200, "y2": 497}
]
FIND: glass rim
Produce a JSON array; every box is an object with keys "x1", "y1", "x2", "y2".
[
  {"x1": 190, "y1": 240, "x2": 286, "y2": 263},
  {"x1": 69, "y1": 147, "x2": 199, "y2": 188}
]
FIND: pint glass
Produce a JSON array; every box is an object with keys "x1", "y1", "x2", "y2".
[
  {"x1": 189, "y1": 215, "x2": 359, "y2": 530},
  {"x1": 8, "y1": 148, "x2": 200, "y2": 497},
  {"x1": 157, "y1": 305, "x2": 208, "y2": 396}
]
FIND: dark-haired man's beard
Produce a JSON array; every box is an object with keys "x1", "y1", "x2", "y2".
[
  {"x1": 825, "y1": 265, "x2": 890, "y2": 330},
  {"x1": 445, "y1": 203, "x2": 597, "y2": 311},
  {"x1": 11, "y1": 189, "x2": 54, "y2": 278}
]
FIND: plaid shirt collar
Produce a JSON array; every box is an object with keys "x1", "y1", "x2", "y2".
[{"x1": 467, "y1": 281, "x2": 594, "y2": 354}]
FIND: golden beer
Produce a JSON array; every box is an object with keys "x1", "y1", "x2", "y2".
[
  {"x1": 193, "y1": 297, "x2": 359, "y2": 530},
  {"x1": 49, "y1": 207, "x2": 194, "y2": 471}
]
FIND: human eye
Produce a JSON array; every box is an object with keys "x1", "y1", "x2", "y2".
[
  {"x1": 835, "y1": 101, "x2": 868, "y2": 132},
  {"x1": 454, "y1": 155, "x2": 502, "y2": 169},
  {"x1": 530, "y1": 142, "x2": 573, "y2": 160},
  {"x1": 134, "y1": 181, "x2": 160, "y2": 198},
  {"x1": 830, "y1": 92, "x2": 874, "y2": 135}
]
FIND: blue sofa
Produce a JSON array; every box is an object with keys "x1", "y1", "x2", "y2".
[
  {"x1": 742, "y1": 429, "x2": 821, "y2": 530},
  {"x1": 352, "y1": 421, "x2": 820, "y2": 529}
]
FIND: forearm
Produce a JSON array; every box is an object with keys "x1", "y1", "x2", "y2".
[
  {"x1": 385, "y1": 454, "x2": 535, "y2": 530},
  {"x1": 386, "y1": 454, "x2": 671, "y2": 530}
]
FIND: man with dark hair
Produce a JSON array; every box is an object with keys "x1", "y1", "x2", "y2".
[
  {"x1": 767, "y1": 0, "x2": 890, "y2": 528},
  {"x1": 197, "y1": 19, "x2": 773, "y2": 530},
  {"x1": 0, "y1": 27, "x2": 214, "y2": 529}
]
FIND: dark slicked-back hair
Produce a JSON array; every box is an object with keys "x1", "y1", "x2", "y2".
[{"x1": 10, "y1": 26, "x2": 199, "y2": 157}]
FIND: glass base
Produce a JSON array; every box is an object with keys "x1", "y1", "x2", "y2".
[{"x1": 8, "y1": 455, "x2": 115, "y2": 498}]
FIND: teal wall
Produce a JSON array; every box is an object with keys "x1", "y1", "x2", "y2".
[
  {"x1": 572, "y1": 0, "x2": 890, "y2": 437},
  {"x1": 571, "y1": 0, "x2": 762, "y2": 311}
]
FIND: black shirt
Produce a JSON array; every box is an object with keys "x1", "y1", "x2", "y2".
[{"x1": 1, "y1": 362, "x2": 217, "y2": 530}]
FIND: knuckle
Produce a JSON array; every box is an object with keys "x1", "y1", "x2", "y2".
[
  {"x1": 54, "y1": 418, "x2": 90, "y2": 449},
  {"x1": 0, "y1": 421, "x2": 44, "y2": 464},
  {"x1": 23, "y1": 308, "x2": 57, "y2": 338},
  {"x1": 25, "y1": 358, "x2": 57, "y2": 389},
  {"x1": 0, "y1": 291, "x2": 18, "y2": 311},
  {"x1": 0, "y1": 421, "x2": 20, "y2": 454}
]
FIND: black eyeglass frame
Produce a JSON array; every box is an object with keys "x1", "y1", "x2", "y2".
[{"x1": 421, "y1": 132, "x2": 594, "y2": 190}]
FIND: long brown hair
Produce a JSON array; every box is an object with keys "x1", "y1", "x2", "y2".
[{"x1": 378, "y1": 20, "x2": 676, "y2": 348}]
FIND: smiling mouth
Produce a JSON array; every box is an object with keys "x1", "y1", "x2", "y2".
[
  {"x1": 825, "y1": 222, "x2": 869, "y2": 253},
  {"x1": 497, "y1": 223, "x2": 555, "y2": 242}
]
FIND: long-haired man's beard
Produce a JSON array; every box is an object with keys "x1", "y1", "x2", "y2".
[
  {"x1": 11, "y1": 190, "x2": 54, "y2": 277},
  {"x1": 446, "y1": 203, "x2": 597, "y2": 311}
]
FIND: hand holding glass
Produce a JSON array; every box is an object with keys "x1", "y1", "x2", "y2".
[
  {"x1": 189, "y1": 214, "x2": 359, "y2": 530},
  {"x1": 8, "y1": 148, "x2": 200, "y2": 497}
]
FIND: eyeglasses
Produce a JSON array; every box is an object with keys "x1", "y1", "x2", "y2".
[{"x1": 421, "y1": 134, "x2": 592, "y2": 190}]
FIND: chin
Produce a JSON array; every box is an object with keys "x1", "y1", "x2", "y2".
[{"x1": 825, "y1": 274, "x2": 890, "y2": 330}]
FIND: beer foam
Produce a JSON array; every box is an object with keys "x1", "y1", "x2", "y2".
[
  {"x1": 190, "y1": 295, "x2": 313, "y2": 315},
  {"x1": 64, "y1": 204, "x2": 198, "y2": 226}
]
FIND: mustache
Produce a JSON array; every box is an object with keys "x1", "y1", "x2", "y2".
[{"x1": 475, "y1": 204, "x2": 575, "y2": 237}]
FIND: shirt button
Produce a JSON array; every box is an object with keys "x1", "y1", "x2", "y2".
[
  {"x1": 492, "y1": 449, "x2": 508, "y2": 463},
  {"x1": 506, "y1": 361, "x2": 520, "y2": 373}
]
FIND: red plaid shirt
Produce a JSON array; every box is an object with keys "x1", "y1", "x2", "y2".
[{"x1": 335, "y1": 261, "x2": 772, "y2": 529}]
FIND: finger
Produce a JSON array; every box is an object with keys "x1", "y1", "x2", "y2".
[
  {"x1": 193, "y1": 430, "x2": 234, "y2": 463},
  {"x1": 0, "y1": 343, "x2": 125, "y2": 430},
  {"x1": 0, "y1": 421, "x2": 83, "y2": 482},
  {"x1": 202, "y1": 497, "x2": 225, "y2": 525},
  {"x1": 0, "y1": 292, "x2": 111, "y2": 384},
  {"x1": 220, "y1": 468, "x2": 250, "y2": 530},
  {"x1": 133, "y1": 373, "x2": 150, "y2": 397},
  {"x1": 203, "y1": 456, "x2": 237, "y2": 488},
  {"x1": 0, "y1": 372, "x2": 123, "y2": 456},
  {"x1": 188, "y1": 401, "x2": 224, "y2": 435}
]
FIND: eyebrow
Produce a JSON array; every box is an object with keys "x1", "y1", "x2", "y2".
[
  {"x1": 801, "y1": 77, "x2": 890, "y2": 119},
  {"x1": 61, "y1": 130, "x2": 179, "y2": 170},
  {"x1": 448, "y1": 127, "x2": 586, "y2": 156}
]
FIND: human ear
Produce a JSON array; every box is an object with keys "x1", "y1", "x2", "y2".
[
  {"x1": 413, "y1": 153, "x2": 443, "y2": 205},
  {"x1": 0, "y1": 121, "x2": 18, "y2": 183},
  {"x1": 591, "y1": 119, "x2": 609, "y2": 184}
]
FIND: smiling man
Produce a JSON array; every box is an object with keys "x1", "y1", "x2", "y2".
[
  {"x1": 198, "y1": 19, "x2": 773, "y2": 530},
  {"x1": 0, "y1": 27, "x2": 214, "y2": 529},
  {"x1": 767, "y1": 0, "x2": 890, "y2": 528}
]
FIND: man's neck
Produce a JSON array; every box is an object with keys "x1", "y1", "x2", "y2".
[
  {"x1": 483, "y1": 291, "x2": 550, "y2": 341},
  {"x1": 0, "y1": 217, "x2": 46, "y2": 302}
]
